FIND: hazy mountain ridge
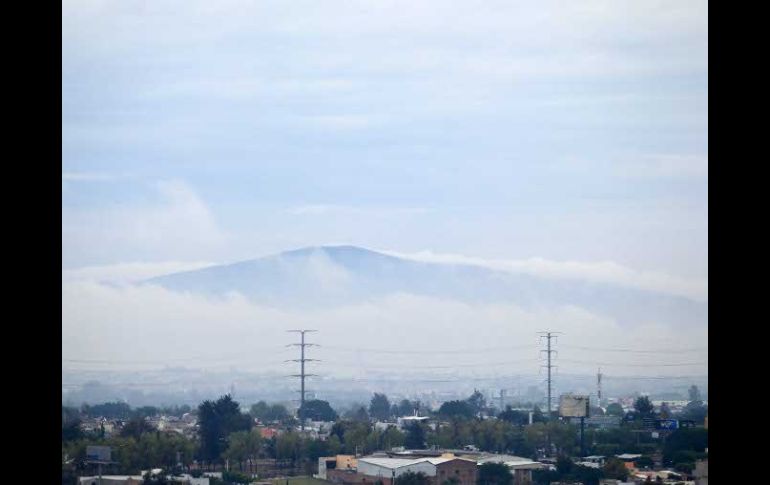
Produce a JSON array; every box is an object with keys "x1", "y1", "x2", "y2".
[{"x1": 143, "y1": 246, "x2": 707, "y2": 327}]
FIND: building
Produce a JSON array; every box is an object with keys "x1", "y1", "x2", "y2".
[
  {"x1": 477, "y1": 454, "x2": 546, "y2": 485},
  {"x1": 79, "y1": 476, "x2": 144, "y2": 485},
  {"x1": 317, "y1": 455, "x2": 359, "y2": 480},
  {"x1": 397, "y1": 416, "x2": 430, "y2": 430},
  {"x1": 354, "y1": 455, "x2": 477, "y2": 485}
]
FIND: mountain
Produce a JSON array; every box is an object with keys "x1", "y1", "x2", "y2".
[{"x1": 143, "y1": 245, "x2": 706, "y2": 327}]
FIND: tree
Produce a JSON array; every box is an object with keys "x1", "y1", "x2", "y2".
[
  {"x1": 397, "y1": 399, "x2": 420, "y2": 417},
  {"x1": 120, "y1": 417, "x2": 157, "y2": 440},
  {"x1": 275, "y1": 431, "x2": 302, "y2": 464},
  {"x1": 603, "y1": 457, "x2": 629, "y2": 480},
  {"x1": 531, "y1": 406, "x2": 546, "y2": 423},
  {"x1": 659, "y1": 402, "x2": 672, "y2": 419},
  {"x1": 62, "y1": 419, "x2": 84, "y2": 442},
  {"x1": 477, "y1": 462, "x2": 513, "y2": 485},
  {"x1": 556, "y1": 455, "x2": 573, "y2": 475},
  {"x1": 223, "y1": 430, "x2": 262, "y2": 471},
  {"x1": 679, "y1": 401, "x2": 707, "y2": 424},
  {"x1": 250, "y1": 401, "x2": 291, "y2": 424},
  {"x1": 369, "y1": 393, "x2": 391, "y2": 421},
  {"x1": 351, "y1": 406, "x2": 370, "y2": 422},
  {"x1": 467, "y1": 390, "x2": 486, "y2": 415},
  {"x1": 605, "y1": 403, "x2": 624, "y2": 417},
  {"x1": 498, "y1": 406, "x2": 528, "y2": 426},
  {"x1": 634, "y1": 396, "x2": 654, "y2": 419},
  {"x1": 299, "y1": 399, "x2": 338, "y2": 422},
  {"x1": 395, "y1": 471, "x2": 431, "y2": 485},
  {"x1": 688, "y1": 385, "x2": 701, "y2": 402},
  {"x1": 438, "y1": 400, "x2": 474, "y2": 420},
  {"x1": 662, "y1": 428, "x2": 708, "y2": 466},
  {"x1": 198, "y1": 395, "x2": 252, "y2": 464},
  {"x1": 404, "y1": 422, "x2": 427, "y2": 449}
]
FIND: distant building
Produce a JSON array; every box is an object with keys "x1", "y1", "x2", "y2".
[
  {"x1": 353, "y1": 455, "x2": 477, "y2": 485},
  {"x1": 317, "y1": 455, "x2": 359, "y2": 480},
  {"x1": 397, "y1": 416, "x2": 430, "y2": 430},
  {"x1": 79, "y1": 476, "x2": 144, "y2": 485},
  {"x1": 477, "y1": 454, "x2": 546, "y2": 485}
]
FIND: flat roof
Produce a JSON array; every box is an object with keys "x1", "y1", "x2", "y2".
[{"x1": 359, "y1": 457, "x2": 428, "y2": 469}]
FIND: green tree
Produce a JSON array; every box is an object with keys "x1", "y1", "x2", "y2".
[
  {"x1": 223, "y1": 430, "x2": 262, "y2": 471},
  {"x1": 198, "y1": 395, "x2": 252, "y2": 464},
  {"x1": 605, "y1": 403, "x2": 624, "y2": 416},
  {"x1": 438, "y1": 400, "x2": 474, "y2": 419},
  {"x1": 120, "y1": 417, "x2": 157, "y2": 440},
  {"x1": 369, "y1": 393, "x2": 391, "y2": 421},
  {"x1": 397, "y1": 399, "x2": 420, "y2": 417},
  {"x1": 498, "y1": 406, "x2": 528, "y2": 426},
  {"x1": 603, "y1": 457, "x2": 629, "y2": 480},
  {"x1": 250, "y1": 401, "x2": 291, "y2": 423},
  {"x1": 351, "y1": 406, "x2": 370, "y2": 422},
  {"x1": 275, "y1": 431, "x2": 302, "y2": 464},
  {"x1": 477, "y1": 462, "x2": 513, "y2": 485},
  {"x1": 634, "y1": 396, "x2": 654, "y2": 418},
  {"x1": 404, "y1": 422, "x2": 427, "y2": 449},
  {"x1": 467, "y1": 390, "x2": 486, "y2": 415},
  {"x1": 382, "y1": 425, "x2": 406, "y2": 449},
  {"x1": 659, "y1": 402, "x2": 672, "y2": 419},
  {"x1": 299, "y1": 400, "x2": 338, "y2": 422},
  {"x1": 556, "y1": 455, "x2": 573, "y2": 475},
  {"x1": 62, "y1": 419, "x2": 84, "y2": 442},
  {"x1": 679, "y1": 401, "x2": 707, "y2": 423},
  {"x1": 688, "y1": 385, "x2": 701, "y2": 402},
  {"x1": 531, "y1": 406, "x2": 546, "y2": 423}
]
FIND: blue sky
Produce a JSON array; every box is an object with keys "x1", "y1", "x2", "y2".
[{"x1": 62, "y1": 0, "x2": 707, "y2": 277}]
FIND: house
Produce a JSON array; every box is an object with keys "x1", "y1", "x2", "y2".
[
  {"x1": 317, "y1": 455, "x2": 359, "y2": 479},
  {"x1": 477, "y1": 454, "x2": 546, "y2": 485},
  {"x1": 354, "y1": 455, "x2": 477, "y2": 485},
  {"x1": 581, "y1": 456, "x2": 605, "y2": 467},
  {"x1": 256, "y1": 426, "x2": 280, "y2": 439},
  {"x1": 397, "y1": 416, "x2": 430, "y2": 430}
]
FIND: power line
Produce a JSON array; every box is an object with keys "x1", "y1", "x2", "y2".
[
  {"x1": 558, "y1": 359, "x2": 707, "y2": 367},
  {"x1": 322, "y1": 344, "x2": 538, "y2": 354},
  {"x1": 559, "y1": 344, "x2": 707, "y2": 354}
]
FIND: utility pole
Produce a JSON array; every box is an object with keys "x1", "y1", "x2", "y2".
[
  {"x1": 538, "y1": 331, "x2": 561, "y2": 458},
  {"x1": 287, "y1": 330, "x2": 318, "y2": 431},
  {"x1": 597, "y1": 367, "x2": 603, "y2": 406},
  {"x1": 538, "y1": 332, "x2": 560, "y2": 417}
]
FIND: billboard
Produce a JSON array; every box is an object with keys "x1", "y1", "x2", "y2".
[
  {"x1": 559, "y1": 394, "x2": 589, "y2": 418},
  {"x1": 656, "y1": 419, "x2": 679, "y2": 430},
  {"x1": 86, "y1": 446, "x2": 111, "y2": 463}
]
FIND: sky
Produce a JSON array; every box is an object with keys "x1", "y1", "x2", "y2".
[{"x1": 62, "y1": 0, "x2": 708, "y2": 385}]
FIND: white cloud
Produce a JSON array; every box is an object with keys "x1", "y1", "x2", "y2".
[
  {"x1": 62, "y1": 179, "x2": 229, "y2": 266},
  {"x1": 381, "y1": 250, "x2": 708, "y2": 302},
  {"x1": 62, "y1": 279, "x2": 707, "y2": 375},
  {"x1": 62, "y1": 261, "x2": 215, "y2": 284}
]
